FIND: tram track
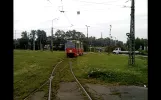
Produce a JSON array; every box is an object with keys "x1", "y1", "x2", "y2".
[
  {"x1": 69, "y1": 60, "x2": 92, "y2": 100},
  {"x1": 23, "y1": 58, "x2": 92, "y2": 100},
  {"x1": 23, "y1": 60, "x2": 64, "y2": 100}
]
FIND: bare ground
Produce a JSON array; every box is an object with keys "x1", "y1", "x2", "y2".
[
  {"x1": 28, "y1": 91, "x2": 46, "y2": 100},
  {"x1": 56, "y1": 82, "x2": 85, "y2": 100},
  {"x1": 27, "y1": 83, "x2": 147, "y2": 100},
  {"x1": 85, "y1": 84, "x2": 148, "y2": 100}
]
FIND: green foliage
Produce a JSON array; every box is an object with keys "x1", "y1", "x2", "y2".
[
  {"x1": 139, "y1": 50, "x2": 148, "y2": 55},
  {"x1": 14, "y1": 29, "x2": 127, "y2": 51},
  {"x1": 105, "y1": 46, "x2": 115, "y2": 53},
  {"x1": 21, "y1": 31, "x2": 28, "y2": 39},
  {"x1": 83, "y1": 43, "x2": 88, "y2": 52},
  {"x1": 126, "y1": 37, "x2": 148, "y2": 50},
  {"x1": 87, "y1": 68, "x2": 147, "y2": 85},
  {"x1": 72, "y1": 53, "x2": 148, "y2": 86},
  {"x1": 36, "y1": 30, "x2": 47, "y2": 50},
  {"x1": 90, "y1": 47, "x2": 95, "y2": 52}
]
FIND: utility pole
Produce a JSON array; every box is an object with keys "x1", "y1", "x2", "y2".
[
  {"x1": 109, "y1": 25, "x2": 112, "y2": 47},
  {"x1": 51, "y1": 27, "x2": 53, "y2": 52},
  {"x1": 130, "y1": 0, "x2": 135, "y2": 65},
  {"x1": 14, "y1": 30, "x2": 16, "y2": 49},
  {"x1": 40, "y1": 34, "x2": 42, "y2": 51},
  {"x1": 15, "y1": 30, "x2": 16, "y2": 39},
  {"x1": 33, "y1": 32, "x2": 35, "y2": 51},
  {"x1": 85, "y1": 25, "x2": 90, "y2": 39},
  {"x1": 50, "y1": 18, "x2": 58, "y2": 52},
  {"x1": 85, "y1": 25, "x2": 90, "y2": 52},
  {"x1": 127, "y1": 0, "x2": 135, "y2": 66},
  {"x1": 115, "y1": 37, "x2": 116, "y2": 46},
  {"x1": 109, "y1": 25, "x2": 112, "y2": 43},
  {"x1": 101, "y1": 32, "x2": 104, "y2": 47},
  {"x1": 27, "y1": 32, "x2": 30, "y2": 50}
]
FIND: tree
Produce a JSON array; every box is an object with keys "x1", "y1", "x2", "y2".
[
  {"x1": 30, "y1": 30, "x2": 36, "y2": 50},
  {"x1": 36, "y1": 30, "x2": 47, "y2": 50},
  {"x1": 13, "y1": 29, "x2": 127, "y2": 52},
  {"x1": 21, "y1": 31, "x2": 28, "y2": 39},
  {"x1": 19, "y1": 31, "x2": 29, "y2": 49},
  {"x1": 126, "y1": 37, "x2": 148, "y2": 51}
]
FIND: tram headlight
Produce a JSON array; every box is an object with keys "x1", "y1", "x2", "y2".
[{"x1": 69, "y1": 50, "x2": 72, "y2": 52}]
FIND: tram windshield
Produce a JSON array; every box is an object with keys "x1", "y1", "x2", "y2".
[{"x1": 66, "y1": 41, "x2": 75, "y2": 48}]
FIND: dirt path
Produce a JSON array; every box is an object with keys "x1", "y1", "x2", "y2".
[
  {"x1": 28, "y1": 83, "x2": 147, "y2": 100},
  {"x1": 85, "y1": 84, "x2": 148, "y2": 100},
  {"x1": 29, "y1": 92, "x2": 46, "y2": 100},
  {"x1": 56, "y1": 82, "x2": 85, "y2": 100}
]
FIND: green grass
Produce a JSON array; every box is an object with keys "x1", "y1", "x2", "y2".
[
  {"x1": 72, "y1": 53, "x2": 148, "y2": 86},
  {"x1": 14, "y1": 50, "x2": 148, "y2": 99},
  {"x1": 14, "y1": 50, "x2": 65, "y2": 100}
]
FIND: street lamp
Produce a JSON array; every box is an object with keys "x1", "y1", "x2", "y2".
[
  {"x1": 85, "y1": 25, "x2": 90, "y2": 38},
  {"x1": 115, "y1": 37, "x2": 117, "y2": 46},
  {"x1": 51, "y1": 18, "x2": 58, "y2": 52},
  {"x1": 52, "y1": 18, "x2": 58, "y2": 28},
  {"x1": 109, "y1": 25, "x2": 112, "y2": 47},
  {"x1": 85, "y1": 25, "x2": 90, "y2": 52}
]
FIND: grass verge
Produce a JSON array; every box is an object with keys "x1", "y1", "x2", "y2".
[
  {"x1": 72, "y1": 53, "x2": 148, "y2": 86},
  {"x1": 14, "y1": 50, "x2": 65, "y2": 100}
]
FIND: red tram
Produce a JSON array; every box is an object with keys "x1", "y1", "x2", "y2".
[{"x1": 65, "y1": 40, "x2": 83, "y2": 57}]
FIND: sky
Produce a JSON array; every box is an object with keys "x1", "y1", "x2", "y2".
[{"x1": 14, "y1": 0, "x2": 147, "y2": 43}]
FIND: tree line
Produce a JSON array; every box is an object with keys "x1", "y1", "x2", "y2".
[
  {"x1": 13, "y1": 29, "x2": 147, "y2": 52},
  {"x1": 126, "y1": 37, "x2": 148, "y2": 51}
]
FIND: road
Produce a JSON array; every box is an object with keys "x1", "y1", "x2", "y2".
[
  {"x1": 120, "y1": 54, "x2": 148, "y2": 57},
  {"x1": 86, "y1": 84, "x2": 148, "y2": 100}
]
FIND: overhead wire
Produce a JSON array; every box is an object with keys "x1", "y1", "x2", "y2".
[
  {"x1": 55, "y1": 0, "x2": 129, "y2": 30},
  {"x1": 16, "y1": 0, "x2": 129, "y2": 31},
  {"x1": 57, "y1": 0, "x2": 74, "y2": 27},
  {"x1": 73, "y1": 0, "x2": 126, "y2": 6},
  {"x1": 47, "y1": 0, "x2": 129, "y2": 11},
  {"x1": 61, "y1": 1, "x2": 129, "y2": 13},
  {"x1": 40, "y1": 0, "x2": 131, "y2": 41},
  {"x1": 125, "y1": 0, "x2": 130, "y2": 3},
  {"x1": 63, "y1": 12, "x2": 73, "y2": 26},
  {"x1": 44, "y1": 3, "x2": 124, "y2": 8},
  {"x1": 45, "y1": 0, "x2": 129, "y2": 13},
  {"x1": 47, "y1": 0, "x2": 130, "y2": 31},
  {"x1": 45, "y1": 0, "x2": 73, "y2": 30},
  {"x1": 73, "y1": 0, "x2": 123, "y2": 4},
  {"x1": 47, "y1": 0, "x2": 52, "y2": 4},
  {"x1": 57, "y1": 0, "x2": 123, "y2": 25}
]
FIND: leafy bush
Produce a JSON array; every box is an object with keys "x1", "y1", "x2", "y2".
[
  {"x1": 87, "y1": 67, "x2": 147, "y2": 85},
  {"x1": 139, "y1": 50, "x2": 148, "y2": 55}
]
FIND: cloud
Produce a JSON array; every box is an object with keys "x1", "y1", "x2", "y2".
[{"x1": 14, "y1": 0, "x2": 147, "y2": 43}]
